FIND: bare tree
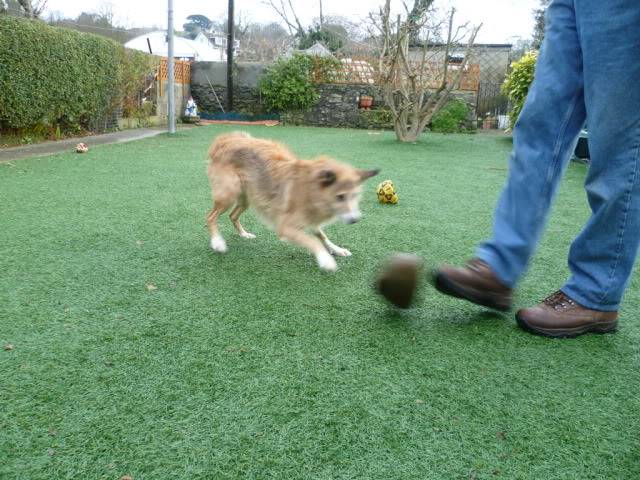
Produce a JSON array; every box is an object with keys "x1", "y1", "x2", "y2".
[
  {"x1": 17, "y1": 0, "x2": 47, "y2": 18},
  {"x1": 371, "y1": 0, "x2": 481, "y2": 142},
  {"x1": 238, "y1": 21, "x2": 291, "y2": 61},
  {"x1": 263, "y1": 0, "x2": 304, "y2": 36}
]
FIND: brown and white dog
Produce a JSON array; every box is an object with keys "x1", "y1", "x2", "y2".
[{"x1": 206, "y1": 132, "x2": 379, "y2": 271}]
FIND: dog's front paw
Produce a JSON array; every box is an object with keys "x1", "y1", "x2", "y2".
[
  {"x1": 329, "y1": 246, "x2": 352, "y2": 257},
  {"x1": 239, "y1": 231, "x2": 256, "y2": 239},
  {"x1": 210, "y1": 235, "x2": 228, "y2": 253},
  {"x1": 316, "y1": 251, "x2": 338, "y2": 272}
]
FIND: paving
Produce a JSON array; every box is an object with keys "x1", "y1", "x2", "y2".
[{"x1": 0, "y1": 128, "x2": 167, "y2": 163}]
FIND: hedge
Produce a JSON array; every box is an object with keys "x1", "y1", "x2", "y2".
[{"x1": 0, "y1": 16, "x2": 157, "y2": 131}]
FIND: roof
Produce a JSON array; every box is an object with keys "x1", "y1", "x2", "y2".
[
  {"x1": 304, "y1": 42, "x2": 335, "y2": 58},
  {"x1": 125, "y1": 31, "x2": 224, "y2": 61}
]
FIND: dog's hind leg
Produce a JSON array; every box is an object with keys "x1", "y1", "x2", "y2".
[
  {"x1": 207, "y1": 202, "x2": 233, "y2": 252},
  {"x1": 207, "y1": 172, "x2": 241, "y2": 253},
  {"x1": 313, "y1": 228, "x2": 352, "y2": 257},
  {"x1": 229, "y1": 195, "x2": 255, "y2": 239}
]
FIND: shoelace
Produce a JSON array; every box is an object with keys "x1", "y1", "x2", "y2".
[
  {"x1": 543, "y1": 291, "x2": 577, "y2": 310},
  {"x1": 467, "y1": 258, "x2": 488, "y2": 273}
]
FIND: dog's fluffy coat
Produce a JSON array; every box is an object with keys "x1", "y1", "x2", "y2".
[{"x1": 206, "y1": 131, "x2": 378, "y2": 271}]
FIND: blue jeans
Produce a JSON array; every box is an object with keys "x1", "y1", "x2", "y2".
[{"x1": 477, "y1": 0, "x2": 640, "y2": 311}]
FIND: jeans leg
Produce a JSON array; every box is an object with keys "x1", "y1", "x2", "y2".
[
  {"x1": 561, "y1": 0, "x2": 640, "y2": 311},
  {"x1": 477, "y1": 0, "x2": 586, "y2": 287}
]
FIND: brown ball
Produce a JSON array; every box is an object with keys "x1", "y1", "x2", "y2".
[{"x1": 375, "y1": 253, "x2": 422, "y2": 309}]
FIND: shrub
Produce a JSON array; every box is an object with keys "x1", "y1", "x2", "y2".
[
  {"x1": 358, "y1": 107, "x2": 393, "y2": 130},
  {"x1": 259, "y1": 54, "x2": 339, "y2": 113},
  {"x1": 502, "y1": 51, "x2": 538, "y2": 127},
  {"x1": 0, "y1": 16, "x2": 157, "y2": 133},
  {"x1": 430, "y1": 98, "x2": 470, "y2": 133}
]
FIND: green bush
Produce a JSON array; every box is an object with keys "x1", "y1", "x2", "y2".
[
  {"x1": 430, "y1": 98, "x2": 470, "y2": 133},
  {"x1": 259, "y1": 54, "x2": 339, "y2": 113},
  {"x1": 502, "y1": 51, "x2": 538, "y2": 127},
  {"x1": 358, "y1": 107, "x2": 393, "y2": 130},
  {"x1": 0, "y1": 16, "x2": 157, "y2": 133}
]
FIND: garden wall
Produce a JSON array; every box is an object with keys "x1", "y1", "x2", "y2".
[
  {"x1": 191, "y1": 62, "x2": 266, "y2": 114},
  {"x1": 191, "y1": 61, "x2": 477, "y2": 130}
]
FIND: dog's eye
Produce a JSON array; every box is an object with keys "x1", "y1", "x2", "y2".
[{"x1": 336, "y1": 194, "x2": 346, "y2": 201}]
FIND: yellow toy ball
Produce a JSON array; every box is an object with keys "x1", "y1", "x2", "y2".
[{"x1": 377, "y1": 180, "x2": 399, "y2": 204}]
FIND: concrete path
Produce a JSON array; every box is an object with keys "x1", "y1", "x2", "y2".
[{"x1": 0, "y1": 128, "x2": 167, "y2": 163}]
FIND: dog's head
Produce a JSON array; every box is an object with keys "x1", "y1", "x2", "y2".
[{"x1": 311, "y1": 156, "x2": 379, "y2": 224}]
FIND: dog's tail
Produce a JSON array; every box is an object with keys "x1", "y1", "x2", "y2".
[{"x1": 208, "y1": 131, "x2": 252, "y2": 163}]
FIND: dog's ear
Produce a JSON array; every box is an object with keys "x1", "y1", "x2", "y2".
[
  {"x1": 358, "y1": 169, "x2": 380, "y2": 181},
  {"x1": 318, "y1": 169, "x2": 337, "y2": 188}
]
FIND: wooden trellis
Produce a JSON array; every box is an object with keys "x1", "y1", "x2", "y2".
[
  {"x1": 312, "y1": 57, "x2": 481, "y2": 92},
  {"x1": 158, "y1": 58, "x2": 192, "y2": 96}
]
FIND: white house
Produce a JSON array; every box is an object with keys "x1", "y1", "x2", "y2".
[
  {"x1": 125, "y1": 31, "x2": 225, "y2": 61},
  {"x1": 194, "y1": 31, "x2": 240, "y2": 59},
  {"x1": 193, "y1": 32, "x2": 226, "y2": 61}
]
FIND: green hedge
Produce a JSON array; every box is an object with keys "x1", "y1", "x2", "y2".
[
  {"x1": 0, "y1": 16, "x2": 157, "y2": 131},
  {"x1": 431, "y1": 98, "x2": 471, "y2": 133}
]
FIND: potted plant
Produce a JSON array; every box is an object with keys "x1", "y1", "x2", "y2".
[
  {"x1": 359, "y1": 94, "x2": 373, "y2": 110},
  {"x1": 482, "y1": 114, "x2": 496, "y2": 130}
]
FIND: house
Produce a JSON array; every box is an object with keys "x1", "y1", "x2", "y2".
[
  {"x1": 125, "y1": 31, "x2": 225, "y2": 61},
  {"x1": 194, "y1": 31, "x2": 240, "y2": 60}
]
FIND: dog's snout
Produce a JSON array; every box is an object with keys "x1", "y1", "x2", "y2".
[{"x1": 341, "y1": 212, "x2": 361, "y2": 224}]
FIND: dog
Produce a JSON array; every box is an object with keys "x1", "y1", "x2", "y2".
[{"x1": 206, "y1": 131, "x2": 379, "y2": 271}]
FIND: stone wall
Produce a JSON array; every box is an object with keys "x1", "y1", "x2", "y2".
[
  {"x1": 191, "y1": 62, "x2": 266, "y2": 114},
  {"x1": 283, "y1": 84, "x2": 477, "y2": 130},
  {"x1": 190, "y1": 61, "x2": 477, "y2": 130}
]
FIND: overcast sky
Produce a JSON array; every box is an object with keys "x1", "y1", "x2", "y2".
[{"x1": 44, "y1": 0, "x2": 538, "y2": 44}]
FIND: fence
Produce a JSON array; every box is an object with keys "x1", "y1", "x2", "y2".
[
  {"x1": 158, "y1": 58, "x2": 192, "y2": 96},
  {"x1": 313, "y1": 56, "x2": 481, "y2": 92},
  {"x1": 317, "y1": 46, "x2": 514, "y2": 117}
]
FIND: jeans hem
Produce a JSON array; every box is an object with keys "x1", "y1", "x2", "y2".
[
  {"x1": 476, "y1": 248, "x2": 517, "y2": 288},
  {"x1": 560, "y1": 285, "x2": 619, "y2": 312}
]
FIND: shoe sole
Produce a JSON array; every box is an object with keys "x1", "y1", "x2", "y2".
[
  {"x1": 515, "y1": 314, "x2": 618, "y2": 339},
  {"x1": 434, "y1": 271, "x2": 511, "y2": 312}
]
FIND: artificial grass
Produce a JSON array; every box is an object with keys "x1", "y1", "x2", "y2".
[{"x1": 1, "y1": 126, "x2": 639, "y2": 480}]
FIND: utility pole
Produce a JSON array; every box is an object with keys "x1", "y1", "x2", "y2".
[
  {"x1": 226, "y1": 0, "x2": 234, "y2": 112},
  {"x1": 167, "y1": 0, "x2": 176, "y2": 133}
]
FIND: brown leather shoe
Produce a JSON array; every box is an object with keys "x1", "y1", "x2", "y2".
[
  {"x1": 376, "y1": 254, "x2": 422, "y2": 309},
  {"x1": 516, "y1": 291, "x2": 618, "y2": 338},
  {"x1": 435, "y1": 258, "x2": 512, "y2": 311}
]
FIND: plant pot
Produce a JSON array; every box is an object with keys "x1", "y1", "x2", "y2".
[
  {"x1": 359, "y1": 95, "x2": 373, "y2": 110},
  {"x1": 482, "y1": 118, "x2": 496, "y2": 130}
]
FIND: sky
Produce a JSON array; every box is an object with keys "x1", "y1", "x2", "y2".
[{"x1": 44, "y1": 0, "x2": 538, "y2": 44}]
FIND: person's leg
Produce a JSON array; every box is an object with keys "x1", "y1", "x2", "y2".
[
  {"x1": 476, "y1": 0, "x2": 586, "y2": 287},
  {"x1": 560, "y1": 0, "x2": 640, "y2": 311}
]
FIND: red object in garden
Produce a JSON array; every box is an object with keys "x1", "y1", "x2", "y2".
[{"x1": 359, "y1": 95, "x2": 373, "y2": 110}]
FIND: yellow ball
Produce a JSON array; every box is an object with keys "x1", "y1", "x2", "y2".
[{"x1": 377, "y1": 180, "x2": 399, "y2": 204}]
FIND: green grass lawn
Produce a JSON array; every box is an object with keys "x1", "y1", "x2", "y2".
[{"x1": 1, "y1": 126, "x2": 639, "y2": 480}]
